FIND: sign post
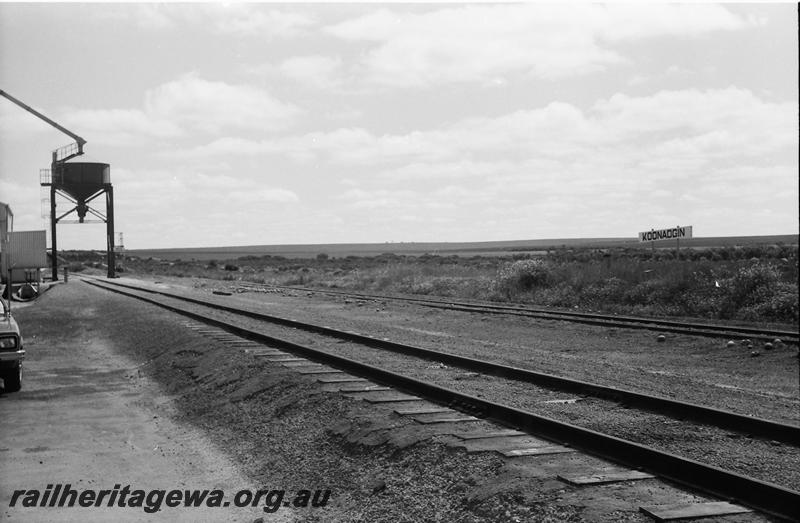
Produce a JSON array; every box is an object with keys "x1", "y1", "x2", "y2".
[{"x1": 639, "y1": 225, "x2": 693, "y2": 258}]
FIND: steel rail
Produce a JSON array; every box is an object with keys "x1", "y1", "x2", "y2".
[
  {"x1": 83, "y1": 276, "x2": 800, "y2": 445},
  {"x1": 83, "y1": 278, "x2": 800, "y2": 521},
  {"x1": 245, "y1": 283, "x2": 799, "y2": 343}
]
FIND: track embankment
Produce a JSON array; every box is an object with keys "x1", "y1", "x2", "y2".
[
  {"x1": 4, "y1": 279, "x2": 685, "y2": 522},
  {"x1": 81, "y1": 276, "x2": 799, "y2": 521}
]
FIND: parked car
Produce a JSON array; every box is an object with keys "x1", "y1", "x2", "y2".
[{"x1": 0, "y1": 299, "x2": 24, "y2": 392}]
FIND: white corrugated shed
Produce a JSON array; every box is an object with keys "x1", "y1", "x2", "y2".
[
  {"x1": 0, "y1": 202, "x2": 11, "y2": 244},
  {"x1": 7, "y1": 230, "x2": 47, "y2": 268}
]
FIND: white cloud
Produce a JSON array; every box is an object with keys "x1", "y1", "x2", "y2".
[
  {"x1": 688, "y1": 165, "x2": 799, "y2": 206},
  {"x1": 324, "y1": 107, "x2": 363, "y2": 122},
  {"x1": 277, "y1": 55, "x2": 343, "y2": 89},
  {"x1": 246, "y1": 55, "x2": 344, "y2": 90},
  {"x1": 595, "y1": 88, "x2": 796, "y2": 159},
  {"x1": 0, "y1": 102, "x2": 58, "y2": 137},
  {"x1": 18, "y1": 74, "x2": 303, "y2": 148},
  {"x1": 94, "y1": 5, "x2": 316, "y2": 37},
  {"x1": 147, "y1": 84, "x2": 797, "y2": 241},
  {"x1": 3, "y1": 74, "x2": 302, "y2": 149},
  {"x1": 225, "y1": 188, "x2": 299, "y2": 205},
  {"x1": 62, "y1": 109, "x2": 182, "y2": 147},
  {"x1": 593, "y1": 4, "x2": 751, "y2": 41},
  {"x1": 665, "y1": 65, "x2": 690, "y2": 76},
  {"x1": 325, "y1": 4, "x2": 754, "y2": 87},
  {"x1": 132, "y1": 4, "x2": 175, "y2": 30},
  {"x1": 144, "y1": 73, "x2": 302, "y2": 134},
  {"x1": 174, "y1": 87, "x2": 795, "y2": 172},
  {"x1": 339, "y1": 185, "x2": 496, "y2": 214},
  {"x1": 318, "y1": 87, "x2": 795, "y2": 237},
  {"x1": 213, "y1": 7, "x2": 316, "y2": 38},
  {"x1": 112, "y1": 167, "x2": 299, "y2": 238},
  {"x1": 628, "y1": 75, "x2": 649, "y2": 86},
  {"x1": 377, "y1": 160, "x2": 514, "y2": 182},
  {"x1": 0, "y1": 178, "x2": 42, "y2": 226},
  {"x1": 3, "y1": 2, "x2": 794, "y2": 247},
  {"x1": 89, "y1": 5, "x2": 176, "y2": 30},
  {"x1": 172, "y1": 126, "x2": 449, "y2": 164}
]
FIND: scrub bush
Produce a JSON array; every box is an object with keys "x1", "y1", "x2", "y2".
[
  {"x1": 717, "y1": 262, "x2": 798, "y2": 322},
  {"x1": 494, "y1": 259, "x2": 552, "y2": 298}
]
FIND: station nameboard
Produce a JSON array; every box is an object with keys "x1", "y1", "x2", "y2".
[{"x1": 638, "y1": 225, "x2": 693, "y2": 243}]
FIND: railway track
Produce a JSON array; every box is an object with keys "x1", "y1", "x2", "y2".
[
  {"x1": 85, "y1": 276, "x2": 799, "y2": 444},
  {"x1": 233, "y1": 282, "x2": 800, "y2": 344},
  {"x1": 83, "y1": 276, "x2": 799, "y2": 521}
]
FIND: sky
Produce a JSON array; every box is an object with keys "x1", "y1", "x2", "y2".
[{"x1": 0, "y1": 2, "x2": 797, "y2": 250}]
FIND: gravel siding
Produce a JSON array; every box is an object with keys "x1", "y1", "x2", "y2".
[{"x1": 14, "y1": 281, "x2": 689, "y2": 522}]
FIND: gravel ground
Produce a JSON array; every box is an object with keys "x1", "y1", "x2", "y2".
[
  {"x1": 111, "y1": 275, "x2": 799, "y2": 421},
  {"x1": 149, "y1": 293, "x2": 800, "y2": 493},
  {"x1": 2, "y1": 285, "x2": 272, "y2": 523},
  {"x1": 91, "y1": 277, "x2": 800, "y2": 494},
  {"x1": 30, "y1": 281, "x2": 699, "y2": 522}
]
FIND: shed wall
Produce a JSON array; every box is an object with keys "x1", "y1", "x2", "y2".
[{"x1": 6, "y1": 230, "x2": 48, "y2": 268}]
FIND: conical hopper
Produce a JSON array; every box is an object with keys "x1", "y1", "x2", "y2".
[{"x1": 54, "y1": 162, "x2": 111, "y2": 202}]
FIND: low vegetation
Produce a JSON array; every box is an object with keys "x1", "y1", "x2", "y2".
[{"x1": 65, "y1": 243, "x2": 799, "y2": 325}]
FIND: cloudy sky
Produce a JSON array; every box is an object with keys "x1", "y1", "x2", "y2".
[{"x1": 0, "y1": 3, "x2": 797, "y2": 250}]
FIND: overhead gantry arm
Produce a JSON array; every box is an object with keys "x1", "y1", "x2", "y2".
[{"x1": 0, "y1": 89, "x2": 86, "y2": 155}]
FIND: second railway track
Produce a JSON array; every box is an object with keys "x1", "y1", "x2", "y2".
[
  {"x1": 233, "y1": 282, "x2": 800, "y2": 344},
  {"x1": 83, "y1": 276, "x2": 799, "y2": 521},
  {"x1": 83, "y1": 275, "x2": 800, "y2": 444}
]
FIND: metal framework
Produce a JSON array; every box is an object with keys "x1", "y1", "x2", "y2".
[
  {"x1": 0, "y1": 89, "x2": 115, "y2": 279},
  {"x1": 40, "y1": 168, "x2": 115, "y2": 279}
]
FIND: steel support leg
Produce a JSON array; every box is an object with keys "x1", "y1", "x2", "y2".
[
  {"x1": 50, "y1": 182, "x2": 58, "y2": 281},
  {"x1": 106, "y1": 186, "x2": 115, "y2": 278}
]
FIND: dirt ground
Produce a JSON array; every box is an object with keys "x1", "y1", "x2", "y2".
[
  {"x1": 0, "y1": 284, "x2": 291, "y2": 523},
  {"x1": 122, "y1": 274, "x2": 800, "y2": 423},
  {"x1": 107, "y1": 274, "x2": 799, "y2": 492},
  {"x1": 1, "y1": 280, "x2": 784, "y2": 522}
]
